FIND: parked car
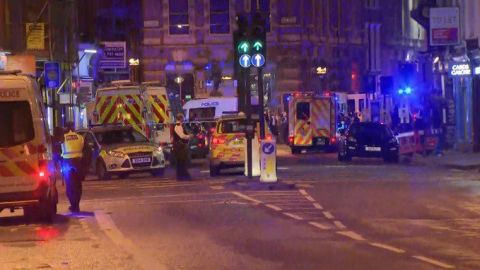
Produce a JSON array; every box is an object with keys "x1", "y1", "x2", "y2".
[{"x1": 338, "y1": 122, "x2": 399, "y2": 163}]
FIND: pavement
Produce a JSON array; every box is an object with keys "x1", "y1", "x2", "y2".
[{"x1": 411, "y1": 150, "x2": 480, "y2": 171}]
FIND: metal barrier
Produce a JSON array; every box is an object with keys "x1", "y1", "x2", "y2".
[{"x1": 397, "y1": 129, "x2": 439, "y2": 155}]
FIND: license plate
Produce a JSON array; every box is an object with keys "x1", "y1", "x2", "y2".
[
  {"x1": 132, "y1": 157, "x2": 151, "y2": 164},
  {"x1": 190, "y1": 145, "x2": 198, "y2": 149},
  {"x1": 365, "y1": 146, "x2": 381, "y2": 152},
  {"x1": 232, "y1": 140, "x2": 243, "y2": 145},
  {"x1": 316, "y1": 139, "x2": 325, "y2": 146}
]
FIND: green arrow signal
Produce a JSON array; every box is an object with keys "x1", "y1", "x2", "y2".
[
  {"x1": 237, "y1": 41, "x2": 250, "y2": 53},
  {"x1": 253, "y1": 41, "x2": 263, "y2": 51}
]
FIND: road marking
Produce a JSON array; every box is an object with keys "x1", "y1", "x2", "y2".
[
  {"x1": 231, "y1": 192, "x2": 263, "y2": 204},
  {"x1": 336, "y1": 231, "x2": 365, "y2": 241},
  {"x1": 296, "y1": 183, "x2": 314, "y2": 188},
  {"x1": 265, "y1": 204, "x2": 282, "y2": 211},
  {"x1": 200, "y1": 170, "x2": 210, "y2": 173},
  {"x1": 210, "y1": 185, "x2": 224, "y2": 190},
  {"x1": 369, "y1": 242, "x2": 405, "y2": 254},
  {"x1": 333, "y1": 221, "x2": 347, "y2": 230},
  {"x1": 304, "y1": 195, "x2": 315, "y2": 202},
  {"x1": 283, "y1": 212, "x2": 304, "y2": 220},
  {"x1": 299, "y1": 189, "x2": 308, "y2": 196},
  {"x1": 412, "y1": 256, "x2": 455, "y2": 269},
  {"x1": 94, "y1": 210, "x2": 168, "y2": 270},
  {"x1": 309, "y1": 221, "x2": 331, "y2": 230},
  {"x1": 313, "y1": 203, "x2": 323, "y2": 210},
  {"x1": 323, "y1": 211, "x2": 334, "y2": 219},
  {"x1": 277, "y1": 166, "x2": 290, "y2": 170}
]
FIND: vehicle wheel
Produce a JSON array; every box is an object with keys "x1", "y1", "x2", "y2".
[
  {"x1": 39, "y1": 197, "x2": 57, "y2": 223},
  {"x1": 151, "y1": 168, "x2": 165, "y2": 177},
  {"x1": 209, "y1": 163, "x2": 219, "y2": 176},
  {"x1": 291, "y1": 146, "x2": 300, "y2": 155},
  {"x1": 96, "y1": 160, "x2": 110, "y2": 180}
]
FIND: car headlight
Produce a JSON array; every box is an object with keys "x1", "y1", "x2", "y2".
[
  {"x1": 107, "y1": 150, "x2": 126, "y2": 158},
  {"x1": 154, "y1": 147, "x2": 163, "y2": 155}
]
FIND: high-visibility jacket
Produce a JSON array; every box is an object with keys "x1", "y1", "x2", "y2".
[{"x1": 61, "y1": 130, "x2": 84, "y2": 159}]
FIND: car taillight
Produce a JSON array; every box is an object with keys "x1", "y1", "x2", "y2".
[
  {"x1": 37, "y1": 160, "x2": 49, "y2": 180},
  {"x1": 330, "y1": 137, "x2": 337, "y2": 144},
  {"x1": 210, "y1": 128, "x2": 215, "y2": 134},
  {"x1": 288, "y1": 136, "x2": 294, "y2": 144},
  {"x1": 212, "y1": 137, "x2": 226, "y2": 144}
]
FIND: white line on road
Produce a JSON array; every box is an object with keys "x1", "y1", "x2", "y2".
[
  {"x1": 369, "y1": 242, "x2": 405, "y2": 254},
  {"x1": 304, "y1": 195, "x2": 316, "y2": 202},
  {"x1": 277, "y1": 166, "x2": 290, "y2": 170},
  {"x1": 94, "y1": 210, "x2": 168, "y2": 270},
  {"x1": 336, "y1": 231, "x2": 365, "y2": 241},
  {"x1": 412, "y1": 256, "x2": 455, "y2": 269},
  {"x1": 313, "y1": 203, "x2": 323, "y2": 210},
  {"x1": 231, "y1": 192, "x2": 263, "y2": 204},
  {"x1": 299, "y1": 189, "x2": 308, "y2": 196},
  {"x1": 323, "y1": 211, "x2": 335, "y2": 219},
  {"x1": 283, "y1": 212, "x2": 304, "y2": 220},
  {"x1": 265, "y1": 204, "x2": 282, "y2": 211},
  {"x1": 308, "y1": 221, "x2": 331, "y2": 230},
  {"x1": 200, "y1": 170, "x2": 210, "y2": 173},
  {"x1": 210, "y1": 185, "x2": 225, "y2": 190},
  {"x1": 333, "y1": 221, "x2": 347, "y2": 230}
]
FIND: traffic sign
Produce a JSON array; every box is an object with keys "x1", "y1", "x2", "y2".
[
  {"x1": 239, "y1": 54, "x2": 251, "y2": 68},
  {"x1": 262, "y1": 142, "x2": 275, "y2": 154},
  {"x1": 251, "y1": 54, "x2": 265, "y2": 67},
  {"x1": 237, "y1": 41, "x2": 250, "y2": 54},
  {"x1": 44, "y1": 62, "x2": 60, "y2": 88}
]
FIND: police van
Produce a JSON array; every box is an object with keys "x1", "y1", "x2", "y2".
[
  {"x1": 0, "y1": 70, "x2": 58, "y2": 221},
  {"x1": 183, "y1": 97, "x2": 238, "y2": 122}
]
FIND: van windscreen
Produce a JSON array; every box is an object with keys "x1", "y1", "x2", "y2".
[
  {"x1": 0, "y1": 101, "x2": 35, "y2": 147},
  {"x1": 189, "y1": 107, "x2": 215, "y2": 121}
]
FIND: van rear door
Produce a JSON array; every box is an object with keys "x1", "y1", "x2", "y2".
[{"x1": 0, "y1": 83, "x2": 39, "y2": 194}]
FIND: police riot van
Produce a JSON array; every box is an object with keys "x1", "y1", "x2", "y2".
[
  {"x1": 183, "y1": 97, "x2": 238, "y2": 122},
  {"x1": 0, "y1": 70, "x2": 58, "y2": 221}
]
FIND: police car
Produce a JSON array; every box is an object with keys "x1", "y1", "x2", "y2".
[
  {"x1": 209, "y1": 114, "x2": 271, "y2": 176},
  {"x1": 0, "y1": 70, "x2": 58, "y2": 222},
  {"x1": 78, "y1": 126, "x2": 166, "y2": 180}
]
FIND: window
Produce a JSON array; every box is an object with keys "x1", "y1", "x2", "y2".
[
  {"x1": 251, "y1": 0, "x2": 270, "y2": 32},
  {"x1": 169, "y1": 0, "x2": 189, "y2": 35},
  {"x1": 0, "y1": 101, "x2": 35, "y2": 147},
  {"x1": 189, "y1": 107, "x2": 216, "y2": 121},
  {"x1": 95, "y1": 129, "x2": 147, "y2": 145},
  {"x1": 210, "y1": 0, "x2": 229, "y2": 34},
  {"x1": 296, "y1": 102, "x2": 310, "y2": 121},
  {"x1": 220, "y1": 119, "x2": 246, "y2": 134}
]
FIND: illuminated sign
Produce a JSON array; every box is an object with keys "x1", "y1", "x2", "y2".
[
  {"x1": 316, "y1": 66, "x2": 327, "y2": 75},
  {"x1": 450, "y1": 63, "x2": 471, "y2": 76},
  {"x1": 475, "y1": 66, "x2": 480, "y2": 75}
]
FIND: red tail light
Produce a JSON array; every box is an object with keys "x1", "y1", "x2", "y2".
[
  {"x1": 210, "y1": 128, "x2": 215, "y2": 133},
  {"x1": 288, "y1": 136, "x2": 294, "y2": 144},
  {"x1": 212, "y1": 136, "x2": 226, "y2": 145},
  {"x1": 330, "y1": 137, "x2": 337, "y2": 144},
  {"x1": 37, "y1": 160, "x2": 49, "y2": 181}
]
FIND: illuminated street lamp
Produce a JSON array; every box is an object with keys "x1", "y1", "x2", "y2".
[{"x1": 175, "y1": 76, "x2": 185, "y2": 100}]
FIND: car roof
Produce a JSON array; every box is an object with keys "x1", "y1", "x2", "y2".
[{"x1": 78, "y1": 125, "x2": 134, "y2": 133}]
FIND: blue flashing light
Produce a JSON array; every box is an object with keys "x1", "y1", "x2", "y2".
[
  {"x1": 404, "y1": 87, "x2": 412, "y2": 94},
  {"x1": 398, "y1": 88, "x2": 404, "y2": 95}
]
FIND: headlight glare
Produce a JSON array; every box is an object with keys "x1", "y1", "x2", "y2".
[{"x1": 108, "y1": 150, "x2": 125, "y2": 158}]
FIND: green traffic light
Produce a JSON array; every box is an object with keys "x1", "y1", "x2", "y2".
[
  {"x1": 253, "y1": 41, "x2": 263, "y2": 51},
  {"x1": 237, "y1": 41, "x2": 250, "y2": 54}
]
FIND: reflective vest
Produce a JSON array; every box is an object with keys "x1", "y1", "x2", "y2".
[{"x1": 61, "y1": 131, "x2": 84, "y2": 159}]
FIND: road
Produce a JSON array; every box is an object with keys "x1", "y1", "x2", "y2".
[{"x1": 1, "y1": 146, "x2": 480, "y2": 269}]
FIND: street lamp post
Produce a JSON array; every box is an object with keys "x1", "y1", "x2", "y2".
[{"x1": 175, "y1": 76, "x2": 184, "y2": 101}]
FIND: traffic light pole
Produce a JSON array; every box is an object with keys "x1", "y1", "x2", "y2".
[
  {"x1": 244, "y1": 67, "x2": 253, "y2": 178},
  {"x1": 258, "y1": 67, "x2": 265, "y2": 139}
]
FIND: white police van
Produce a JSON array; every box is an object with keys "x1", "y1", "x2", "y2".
[
  {"x1": 183, "y1": 97, "x2": 238, "y2": 122},
  {"x1": 0, "y1": 70, "x2": 57, "y2": 222}
]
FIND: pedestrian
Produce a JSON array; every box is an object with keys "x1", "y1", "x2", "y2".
[
  {"x1": 173, "y1": 113, "x2": 193, "y2": 180},
  {"x1": 61, "y1": 122, "x2": 85, "y2": 213}
]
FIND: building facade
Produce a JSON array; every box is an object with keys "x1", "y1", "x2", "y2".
[{"x1": 141, "y1": 0, "x2": 425, "y2": 110}]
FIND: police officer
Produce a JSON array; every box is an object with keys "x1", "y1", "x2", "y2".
[
  {"x1": 173, "y1": 114, "x2": 193, "y2": 180},
  {"x1": 61, "y1": 122, "x2": 85, "y2": 212}
]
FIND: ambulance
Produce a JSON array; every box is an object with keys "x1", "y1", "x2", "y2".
[
  {"x1": 285, "y1": 92, "x2": 336, "y2": 154},
  {"x1": 0, "y1": 70, "x2": 58, "y2": 221},
  {"x1": 92, "y1": 81, "x2": 179, "y2": 154}
]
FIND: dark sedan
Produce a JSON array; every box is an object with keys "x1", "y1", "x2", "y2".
[{"x1": 338, "y1": 122, "x2": 399, "y2": 163}]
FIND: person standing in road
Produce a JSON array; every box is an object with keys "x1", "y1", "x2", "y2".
[
  {"x1": 61, "y1": 122, "x2": 85, "y2": 213},
  {"x1": 173, "y1": 114, "x2": 193, "y2": 180}
]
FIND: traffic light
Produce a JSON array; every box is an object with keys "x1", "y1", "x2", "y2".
[
  {"x1": 233, "y1": 13, "x2": 250, "y2": 78},
  {"x1": 251, "y1": 11, "x2": 267, "y2": 59}
]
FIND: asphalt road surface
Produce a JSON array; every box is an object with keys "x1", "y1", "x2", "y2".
[{"x1": 1, "y1": 146, "x2": 480, "y2": 270}]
